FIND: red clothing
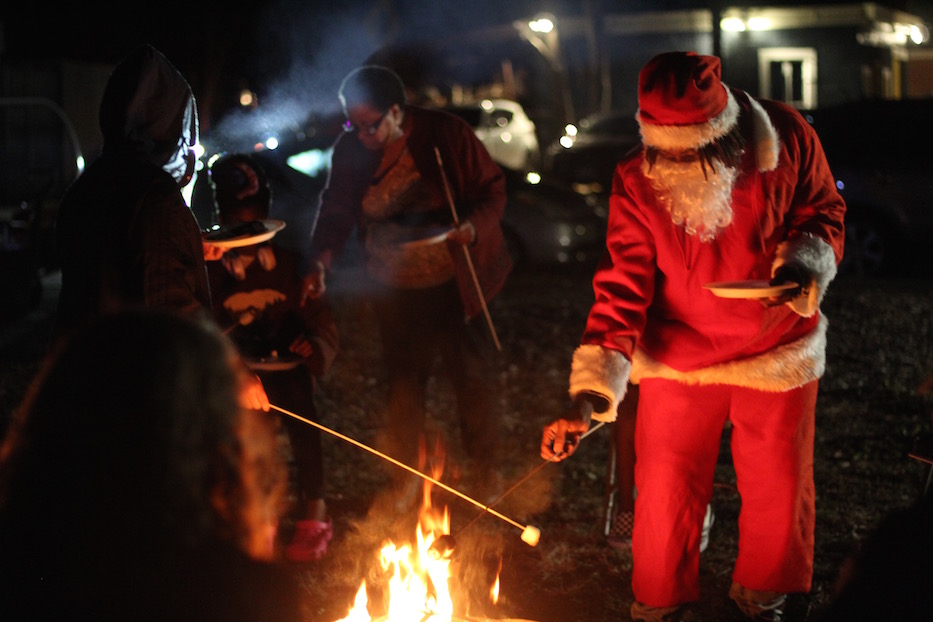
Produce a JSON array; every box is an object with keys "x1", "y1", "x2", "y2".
[
  {"x1": 308, "y1": 105, "x2": 512, "y2": 318},
  {"x1": 571, "y1": 90, "x2": 846, "y2": 409},
  {"x1": 567, "y1": 88, "x2": 845, "y2": 609},
  {"x1": 633, "y1": 379, "x2": 818, "y2": 606}
]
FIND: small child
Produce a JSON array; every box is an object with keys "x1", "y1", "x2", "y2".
[{"x1": 206, "y1": 153, "x2": 339, "y2": 562}]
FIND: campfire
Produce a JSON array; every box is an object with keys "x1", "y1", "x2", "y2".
[
  {"x1": 334, "y1": 455, "x2": 502, "y2": 622},
  {"x1": 268, "y1": 405, "x2": 553, "y2": 621}
]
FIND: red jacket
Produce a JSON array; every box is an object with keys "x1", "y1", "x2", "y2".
[
  {"x1": 571, "y1": 90, "x2": 846, "y2": 418},
  {"x1": 308, "y1": 105, "x2": 512, "y2": 319}
]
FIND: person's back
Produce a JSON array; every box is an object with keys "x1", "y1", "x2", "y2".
[
  {"x1": 54, "y1": 44, "x2": 208, "y2": 342},
  {"x1": 0, "y1": 309, "x2": 302, "y2": 620}
]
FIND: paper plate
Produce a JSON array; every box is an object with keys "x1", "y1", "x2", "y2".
[
  {"x1": 703, "y1": 280, "x2": 799, "y2": 299},
  {"x1": 244, "y1": 354, "x2": 303, "y2": 371},
  {"x1": 202, "y1": 219, "x2": 285, "y2": 248},
  {"x1": 399, "y1": 226, "x2": 454, "y2": 248}
]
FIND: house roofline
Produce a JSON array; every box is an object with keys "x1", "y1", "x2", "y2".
[{"x1": 602, "y1": 3, "x2": 926, "y2": 44}]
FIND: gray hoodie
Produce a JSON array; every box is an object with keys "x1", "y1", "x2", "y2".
[{"x1": 54, "y1": 45, "x2": 210, "y2": 341}]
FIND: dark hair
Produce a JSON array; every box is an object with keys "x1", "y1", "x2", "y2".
[
  {"x1": 0, "y1": 309, "x2": 286, "y2": 576},
  {"x1": 209, "y1": 153, "x2": 272, "y2": 222},
  {"x1": 338, "y1": 65, "x2": 407, "y2": 114},
  {"x1": 645, "y1": 123, "x2": 747, "y2": 178}
]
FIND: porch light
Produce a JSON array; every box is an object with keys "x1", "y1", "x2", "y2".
[
  {"x1": 239, "y1": 89, "x2": 256, "y2": 107},
  {"x1": 529, "y1": 16, "x2": 554, "y2": 33},
  {"x1": 721, "y1": 15, "x2": 771, "y2": 32},
  {"x1": 721, "y1": 16, "x2": 745, "y2": 32}
]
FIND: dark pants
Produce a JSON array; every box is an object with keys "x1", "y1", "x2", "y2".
[
  {"x1": 258, "y1": 369, "x2": 324, "y2": 502},
  {"x1": 373, "y1": 279, "x2": 499, "y2": 470}
]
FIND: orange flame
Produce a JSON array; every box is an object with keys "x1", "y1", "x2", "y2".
[{"x1": 335, "y1": 443, "x2": 502, "y2": 621}]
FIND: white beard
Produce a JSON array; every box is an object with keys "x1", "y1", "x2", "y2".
[{"x1": 642, "y1": 155, "x2": 738, "y2": 242}]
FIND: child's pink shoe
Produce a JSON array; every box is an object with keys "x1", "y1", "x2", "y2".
[{"x1": 284, "y1": 518, "x2": 333, "y2": 562}]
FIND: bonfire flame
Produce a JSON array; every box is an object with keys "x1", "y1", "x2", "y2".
[{"x1": 335, "y1": 446, "x2": 501, "y2": 621}]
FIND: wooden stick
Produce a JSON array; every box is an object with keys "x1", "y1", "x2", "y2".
[
  {"x1": 270, "y1": 403, "x2": 526, "y2": 531},
  {"x1": 433, "y1": 146, "x2": 502, "y2": 352}
]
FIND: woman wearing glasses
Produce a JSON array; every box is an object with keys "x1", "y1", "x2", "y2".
[{"x1": 302, "y1": 65, "x2": 512, "y2": 493}]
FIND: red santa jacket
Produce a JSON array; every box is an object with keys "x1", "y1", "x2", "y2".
[{"x1": 570, "y1": 89, "x2": 846, "y2": 419}]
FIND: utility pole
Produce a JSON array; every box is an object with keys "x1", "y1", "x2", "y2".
[{"x1": 711, "y1": 2, "x2": 723, "y2": 61}]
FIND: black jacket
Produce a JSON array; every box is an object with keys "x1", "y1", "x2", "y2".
[{"x1": 54, "y1": 44, "x2": 208, "y2": 341}]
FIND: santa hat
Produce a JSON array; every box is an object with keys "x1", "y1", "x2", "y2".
[{"x1": 636, "y1": 51, "x2": 739, "y2": 152}]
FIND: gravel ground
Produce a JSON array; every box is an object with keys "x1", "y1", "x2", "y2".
[
  {"x1": 1, "y1": 265, "x2": 931, "y2": 621},
  {"x1": 290, "y1": 263, "x2": 933, "y2": 622}
]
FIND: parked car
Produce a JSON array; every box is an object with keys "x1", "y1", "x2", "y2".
[
  {"x1": 500, "y1": 167, "x2": 607, "y2": 268},
  {"x1": 443, "y1": 99, "x2": 540, "y2": 172},
  {"x1": 0, "y1": 97, "x2": 84, "y2": 320},
  {"x1": 543, "y1": 111, "x2": 641, "y2": 196},
  {"x1": 804, "y1": 99, "x2": 933, "y2": 278},
  {"x1": 193, "y1": 116, "x2": 605, "y2": 269}
]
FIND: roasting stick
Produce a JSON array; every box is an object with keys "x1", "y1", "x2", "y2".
[
  {"x1": 428, "y1": 421, "x2": 606, "y2": 559},
  {"x1": 474, "y1": 421, "x2": 605, "y2": 514},
  {"x1": 433, "y1": 146, "x2": 502, "y2": 352},
  {"x1": 270, "y1": 403, "x2": 537, "y2": 544}
]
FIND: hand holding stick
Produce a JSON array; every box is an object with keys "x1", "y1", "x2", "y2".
[{"x1": 434, "y1": 146, "x2": 502, "y2": 352}]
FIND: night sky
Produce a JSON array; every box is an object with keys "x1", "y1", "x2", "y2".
[
  {"x1": 4, "y1": 1, "x2": 933, "y2": 141},
  {"x1": 2, "y1": 1, "x2": 563, "y2": 129}
]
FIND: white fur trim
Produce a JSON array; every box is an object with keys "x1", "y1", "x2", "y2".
[
  {"x1": 772, "y1": 233, "x2": 838, "y2": 318},
  {"x1": 748, "y1": 95, "x2": 779, "y2": 172},
  {"x1": 637, "y1": 88, "x2": 739, "y2": 151},
  {"x1": 569, "y1": 344, "x2": 632, "y2": 422},
  {"x1": 629, "y1": 315, "x2": 828, "y2": 392}
]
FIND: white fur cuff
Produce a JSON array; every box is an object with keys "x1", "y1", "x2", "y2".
[
  {"x1": 569, "y1": 344, "x2": 632, "y2": 422},
  {"x1": 638, "y1": 88, "x2": 739, "y2": 152},
  {"x1": 630, "y1": 316, "x2": 828, "y2": 391}
]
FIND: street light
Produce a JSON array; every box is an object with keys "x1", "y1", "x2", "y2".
[{"x1": 513, "y1": 12, "x2": 575, "y2": 126}]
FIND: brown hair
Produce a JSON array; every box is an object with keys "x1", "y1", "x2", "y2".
[{"x1": 0, "y1": 309, "x2": 287, "y2": 565}]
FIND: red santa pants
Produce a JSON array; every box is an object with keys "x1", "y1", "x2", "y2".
[{"x1": 631, "y1": 378, "x2": 817, "y2": 607}]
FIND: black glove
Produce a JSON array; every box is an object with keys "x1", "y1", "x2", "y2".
[
  {"x1": 759, "y1": 263, "x2": 809, "y2": 307},
  {"x1": 569, "y1": 392, "x2": 609, "y2": 422},
  {"x1": 770, "y1": 264, "x2": 808, "y2": 290},
  {"x1": 542, "y1": 392, "x2": 608, "y2": 462}
]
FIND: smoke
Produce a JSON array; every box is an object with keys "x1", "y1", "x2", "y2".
[
  {"x1": 208, "y1": 1, "x2": 389, "y2": 148},
  {"x1": 205, "y1": 0, "x2": 537, "y2": 148}
]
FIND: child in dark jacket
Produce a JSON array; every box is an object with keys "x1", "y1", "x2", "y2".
[{"x1": 206, "y1": 153, "x2": 339, "y2": 562}]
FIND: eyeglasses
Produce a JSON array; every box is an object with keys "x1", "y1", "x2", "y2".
[{"x1": 343, "y1": 110, "x2": 389, "y2": 136}]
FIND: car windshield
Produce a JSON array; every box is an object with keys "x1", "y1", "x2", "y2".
[
  {"x1": 488, "y1": 110, "x2": 512, "y2": 128},
  {"x1": 448, "y1": 107, "x2": 483, "y2": 128}
]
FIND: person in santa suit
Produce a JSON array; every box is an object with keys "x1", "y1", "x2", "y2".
[{"x1": 540, "y1": 51, "x2": 846, "y2": 621}]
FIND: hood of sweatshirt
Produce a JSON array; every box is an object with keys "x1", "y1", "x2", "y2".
[{"x1": 98, "y1": 44, "x2": 199, "y2": 185}]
